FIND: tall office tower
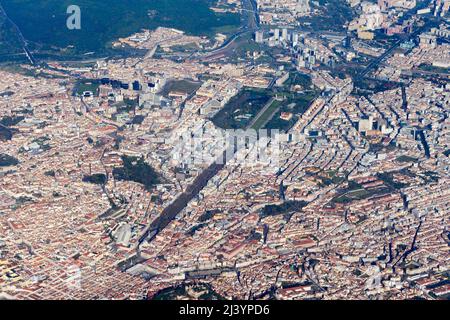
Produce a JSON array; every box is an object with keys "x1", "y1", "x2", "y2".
[
  {"x1": 274, "y1": 28, "x2": 280, "y2": 41},
  {"x1": 282, "y1": 28, "x2": 289, "y2": 42},
  {"x1": 443, "y1": 0, "x2": 450, "y2": 16},
  {"x1": 292, "y1": 33, "x2": 299, "y2": 46},
  {"x1": 436, "y1": 0, "x2": 450, "y2": 16},
  {"x1": 255, "y1": 30, "x2": 264, "y2": 43}
]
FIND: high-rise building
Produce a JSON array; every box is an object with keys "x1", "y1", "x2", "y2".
[
  {"x1": 292, "y1": 33, "x2": 299, "y2": 46},
  {"x1": 255, "y1": 31, "x2": 264, "y2": 43},
  {"x1": 282, "y1": 28, "x2": 289, "y2": 42},
  {"x1": 274, "y1": 29, "x2": 280, "y2": 41}
]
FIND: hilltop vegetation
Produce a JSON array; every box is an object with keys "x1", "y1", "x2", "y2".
[
  {"x1": 0, "y1": 14, "x2": 23, "y2": 57},
  {"x1": 2, "y1": 0, "x2": 240, "y2": 55},
  {"x1": 113, "y1": 155, "x2": 160, "y2": 191},
  {"x1": 0, "y1": 154, "x2": 19, "y2": 167}
]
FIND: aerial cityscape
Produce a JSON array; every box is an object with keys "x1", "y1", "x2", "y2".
[{"x1": 0, "y1": 0, "x2": 449, "y2": 301}]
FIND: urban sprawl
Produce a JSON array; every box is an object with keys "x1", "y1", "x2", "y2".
[{"x1": 0, "y1": 0, "x2": 449, "y2": 300}]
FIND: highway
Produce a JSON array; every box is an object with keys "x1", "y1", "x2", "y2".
[
  {"x1": 0, "y1": 2, "x2": 36, "y2": 65},
  {"x1": 358, "y1": 1, "x2": 437, "y2": 78},
  {"x1": 358, "y1": 21, "x2": 436, "y2": 79},
  {"x1": 357, "y1": 38, "x2": 403, "y2": 78},
  {"x1": 196, "y1": 0, "x2": 259, "y2": 61}
]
